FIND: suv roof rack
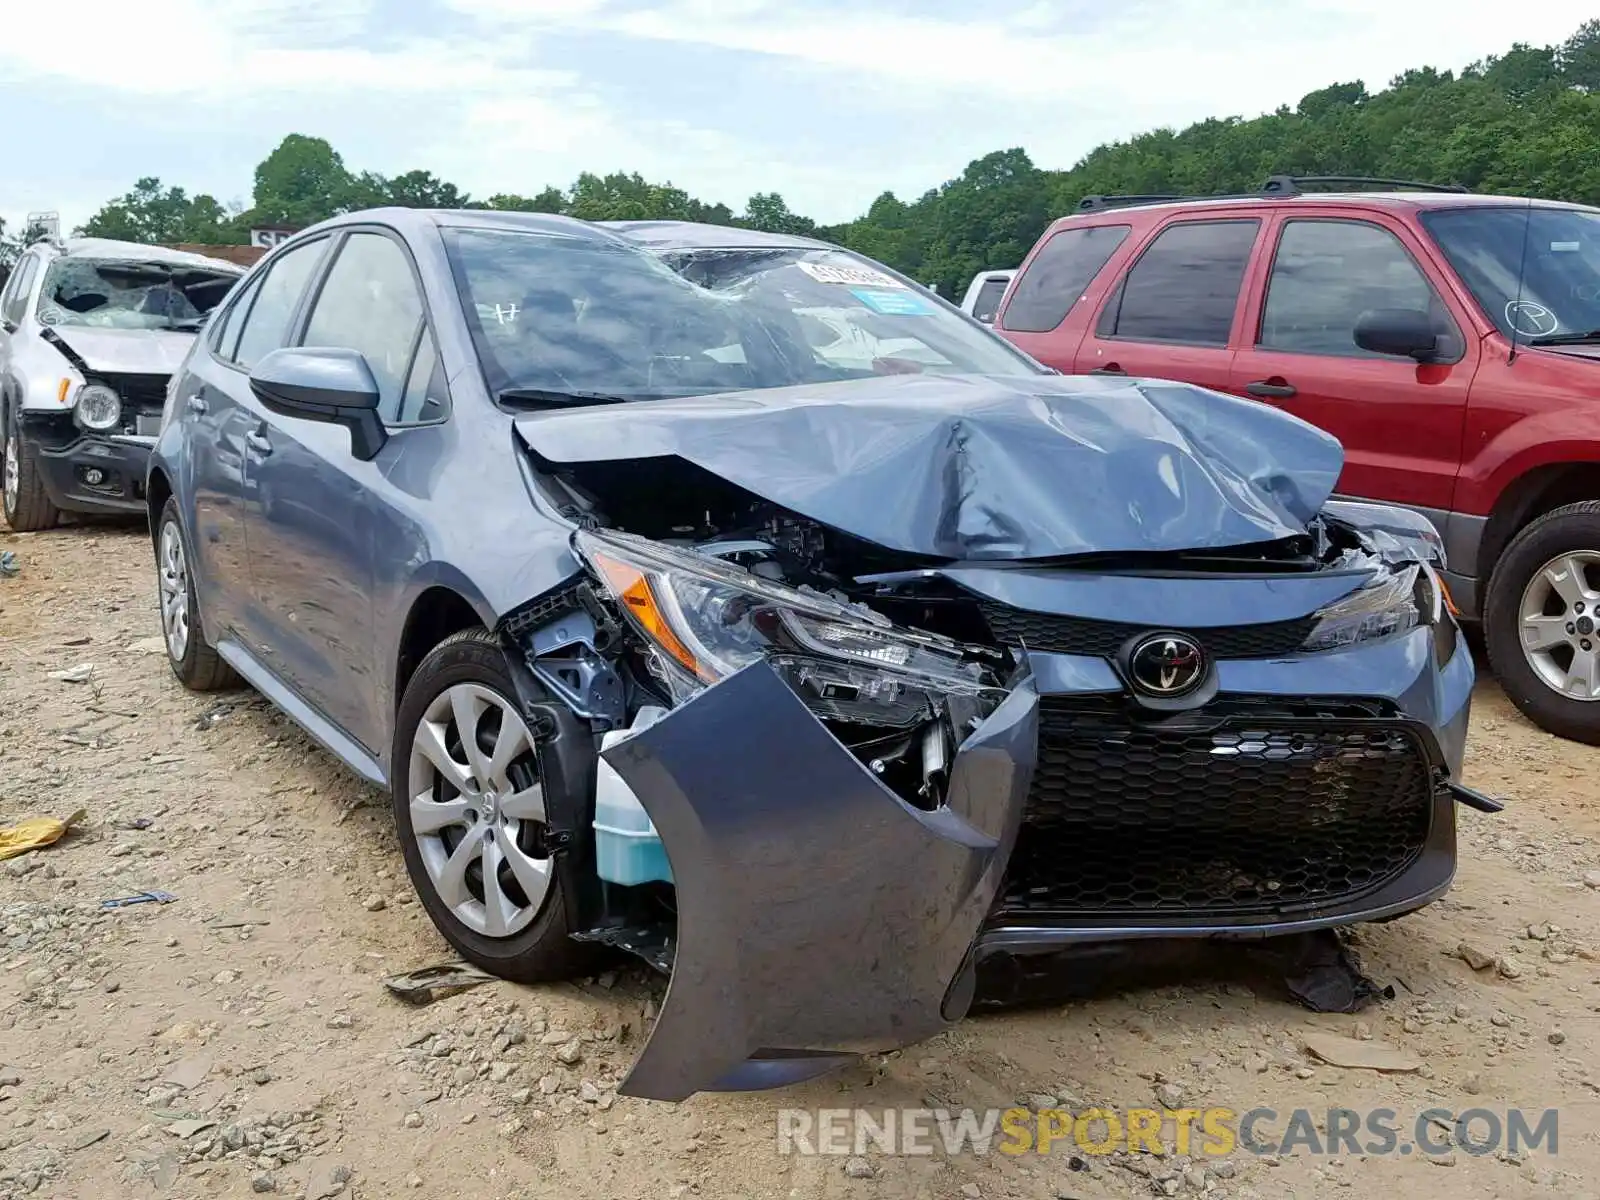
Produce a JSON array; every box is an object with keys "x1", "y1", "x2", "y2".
[{"x1": 1075, "y1": 174, "x2": 1470, "y2": 213}]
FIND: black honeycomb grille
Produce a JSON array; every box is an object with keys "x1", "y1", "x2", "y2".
[
  {"x1": 978, "y1": 601, "x2": 1316, "y2": 659},
  {"x1": 998, "y1": 698, "x2": 1435, "y2": 918}
]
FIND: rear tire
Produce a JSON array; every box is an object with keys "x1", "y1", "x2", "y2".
[
  {"x1": 1484, "y1": 501, "x2": 1600, "y2": 745},
  {"x1": 2, "y1": 407, "x2": 61, "y2": 532},
  {"x1": 156, "y1": 497, "x2": 239, "y2": 691},
  {"x1": 392, "y1": 629, "x2": 593, "y2": 983}
]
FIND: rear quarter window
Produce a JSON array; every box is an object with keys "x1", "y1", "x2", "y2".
[{"x1": 1001, "y1": 225, "x2": 1130, "y2": 333}]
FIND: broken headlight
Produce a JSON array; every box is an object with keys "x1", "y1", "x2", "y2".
[
  {"x1": 575, "y1": 528, "x2": 997, "y2": 727},
  {"x1": 1301, "y1": 563, "x2": 1440, "y2": 653},
  {"x1": 75, "y1": 384, "x2": 121, "y2": 432}
]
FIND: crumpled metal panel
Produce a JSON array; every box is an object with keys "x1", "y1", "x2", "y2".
[
  {"x1": 601, "y1": 659, "x2": 1038, "y2": 1101},
  {"x1": 514, "y1": 373, "x2": 1344, "y2": 560}
]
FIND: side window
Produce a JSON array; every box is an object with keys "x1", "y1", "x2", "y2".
[
  {"x1": 399, "y1": 330, "x2": 447, "y2": 423},
  {"x1": 1259, "y1": 220, "x2": 1463, "y2": 359},
  {"x1": 1001, "y1": 225, "x2": 1131, "y2": 333},
  {"x1": 300, "y1": 232, "x2": 436, "y2": 424},
  {"x1": 208, "y1": 273, "x2": 258, "y2": 361},
  {"x1": 970, "y1": 277, "x2": 1009, "y2": 324},
  {"x1": 232, "y1": 239, "x2": 328, "y2": 371},
  {"x1": 4, "y1": 256, "x2": 38, "y2": 325},
  {"x1": 1096, "y1": 220, "x2": 1260, "y2": 345}
]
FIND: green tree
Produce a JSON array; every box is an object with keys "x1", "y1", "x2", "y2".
[
  {"x1": 484, "y1": 188, "x2": 568, "y2": 213},
  {"x1": 1559, "y1": 19, "x2": 1600, "y2": 90},
  {"x1": 248, "y1": 134, "x2": 356, "y2": 227},
  {"x1": 740, "y1": 192, "x2": 815, "y2": 236},
  {"x1": 380, "y1": 169, "x2": 471, "y2": 209},
  {"x1": 78, "y1": 177, "x2": 238, "y2": 244}
]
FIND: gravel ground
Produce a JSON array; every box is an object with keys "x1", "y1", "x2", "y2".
[{"x1": 2, "y1": 520, "x2": 1599, "y2": 1200}]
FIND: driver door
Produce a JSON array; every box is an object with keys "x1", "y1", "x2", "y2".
[{"x1": 1228, "y1": 214, "x2": 1480, "y2": 511}]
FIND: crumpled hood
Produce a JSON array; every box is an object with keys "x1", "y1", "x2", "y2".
[
  {"x1": 515, "y1": 373, "x2": 1345, "y2": 560},
  {"x1": 46, "y1": 327, "x2": 196, "y2": 375}
]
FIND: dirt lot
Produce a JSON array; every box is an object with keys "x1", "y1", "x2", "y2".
[{"x1": 2, "y1": 520, "x2": 1599, "y2": 1200}]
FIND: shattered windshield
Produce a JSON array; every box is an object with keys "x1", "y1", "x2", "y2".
[
  {"x1": 1422, "y1": 206, "x2": 1600, "y2": 343},
  {"x1": 36, "y1": 258, "x2": 239, "y2": 332},
  {"x1": 442, "y1": 228, "x2": 1042, "y2": 401}
]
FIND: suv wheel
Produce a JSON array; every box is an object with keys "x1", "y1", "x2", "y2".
[
  {"x1": 2, "y1": 405, "x2": 61, "y2": 532},
  {"x1": 392, "y1": 629, "x2": 591, "y2": 982},
  {"x1": 155, "y1": 498, "x2": 238, "y2": 691},
  {"x1": 1484, "y1": 501, "x2": 1600, "y2": 745}
]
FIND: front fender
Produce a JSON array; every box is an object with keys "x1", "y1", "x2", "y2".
[{"x1": 601, "y1": 660, "x2": 1038, "y2": 1101}]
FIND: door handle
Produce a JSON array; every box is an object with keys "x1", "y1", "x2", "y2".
[
  {"x1": 186, "y1": 395, "x2": 208, "y2": 414},
  {"x1": 1244, "y1": 379, "x2": 1297, "y2": 399},
  {"x1": 246, "y1": 430, "x2": 273, "y2": 456},
  {"x1": 1088, "y1": 364, "x2": 1127, "y2": 376}
]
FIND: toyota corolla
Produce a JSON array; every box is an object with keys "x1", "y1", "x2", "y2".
[{"x1": 145, "y1": 208, "x2": 1483, "y2": 1102}]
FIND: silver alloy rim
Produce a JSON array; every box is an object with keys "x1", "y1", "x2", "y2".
[
  {"x1": 3, "y1": 428, "x2": 18, "y2": 516},
  {"x1": 1518, "y1": 550, "x2": 1600, "y2": 701},
  {"x1": 158, "y1": 520, "x2": 191, "y2": 662},
  {"x1": 408, "y1": 683, "x2": 552, "y2": 938}
]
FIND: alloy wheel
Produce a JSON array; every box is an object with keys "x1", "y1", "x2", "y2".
[
  {"x1": 3, "y1": 428, "x2": 17, "y2": 518},
  {"x1": 1518, "y1": 550, "x2": 1600, "y2": 701},
  {"x1": 407, "y1": 683, "x2": 553, "y2": 938},
  {"x1": 157, "y1": 520, "x2": 191, "y2": 662}
]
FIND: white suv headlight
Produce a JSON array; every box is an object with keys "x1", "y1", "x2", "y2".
[{"x1": 75, "y1": 384, "x2": 122, "y2": 432}]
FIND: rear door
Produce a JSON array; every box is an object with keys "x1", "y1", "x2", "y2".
[
  {"x1": 1073, "y1": 218, "x2": 1264, "y2": 387},
  {"x1": 1227, "y1": 214, "x2": 1478, "y2": 511}
]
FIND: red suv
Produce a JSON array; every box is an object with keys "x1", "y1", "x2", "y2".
[{"x1": 993, "y1": 175, "x2": 1600, "y2": 745}]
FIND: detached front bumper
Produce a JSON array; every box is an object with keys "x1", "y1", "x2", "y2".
[
  {"x1": 28, "y1": 419, "x2": 153, "y2": 516},
  {"x1": 601, "y1": 660, "x2": 1037, "y2": 1101},
  {"x1": 601, "y1": 623, "x2": 1474, "y2": 1102}
]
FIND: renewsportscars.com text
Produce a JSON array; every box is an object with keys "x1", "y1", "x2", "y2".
[{"x1": 776, "y1": 1106, "x2": 1559, "y2": 1160}]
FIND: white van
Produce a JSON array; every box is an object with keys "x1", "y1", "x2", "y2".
[{"x1": 959, "y1": 269, "x2": 1016, "y2": 324}]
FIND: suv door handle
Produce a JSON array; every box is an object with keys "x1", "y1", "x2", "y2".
[
  {"x1": 1088, "y1": 364, "x2": 1126, "y2": 376},
  {"x1": 246, "y1": 430, "x2": 273, "y2": 456},
  {"x1": 186, "y1": 395, "x2": 208, "y2": 414},
  {"x1": 1244, "y1": 379, "x2": 1297, "y2": 399}
]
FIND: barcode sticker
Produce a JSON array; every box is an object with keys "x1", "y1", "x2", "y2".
[{"x1": 797, "y1": 261, "x2": 907, "y2": 288}]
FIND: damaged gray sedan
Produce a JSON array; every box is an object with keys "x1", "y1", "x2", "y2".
[{"x1": 146, "y1": 208, "x2": 1485, "y2": 1102}]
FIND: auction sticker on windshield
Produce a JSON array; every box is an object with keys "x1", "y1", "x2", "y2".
[
  {"x1": 798, "y1": 261, "x2": 907, "y2": 288},
  {"x1": 851, "y1": 287, "x2": 935, "y2": 316}
]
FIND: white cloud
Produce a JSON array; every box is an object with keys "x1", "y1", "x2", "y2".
[{"x1": 1, "y1": 0, "x2": 1594, "y2": 234}]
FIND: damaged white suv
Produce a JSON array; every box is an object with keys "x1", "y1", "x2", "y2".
[{"x1": 0, "y1": 237, "x2": 244, "y2": 530}]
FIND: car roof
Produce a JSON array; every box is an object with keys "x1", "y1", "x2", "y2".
[
  {"x1": 1054, "y1": 191, "x2": 1599, "y2": 223},
  {"x1": 50, "y1": 237, "x2": 246, "y2": 273},
  {"x1": 297, "y1": 207, "x2": 836, "y2": 254}
]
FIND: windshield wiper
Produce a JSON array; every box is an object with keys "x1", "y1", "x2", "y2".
[
  {"x1": 166, "y1": 317, "x2": 206, "y2": 332},
  {"x1": 1528, "y1": 329, "x2": 1600, "y2": 347},
  {"x1": 498, "y1": 387, "x2": 630, "y2": 409}
]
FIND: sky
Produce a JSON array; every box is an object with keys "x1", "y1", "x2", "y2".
[{"x1": 1, "y1": 0, "x2": 1593, "y2": 237}]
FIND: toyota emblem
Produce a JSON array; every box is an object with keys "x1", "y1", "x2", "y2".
[{"x1": 1128, "y1": 633, "x2": 1207, "y2": 697}]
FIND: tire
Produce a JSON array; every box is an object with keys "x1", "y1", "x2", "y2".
[
  {"x1": 1484, "y1": 500, "x2": 1600, "y2": 746},
  {"x1": 2, "y1": 404, "x2": 61, "y2": 532},
  {"x1": 155, "y1": 497, "x2": 239, "y2": 691},
  {"x1": 392, "y1": 628, "x2": 592, "y2": 983}
]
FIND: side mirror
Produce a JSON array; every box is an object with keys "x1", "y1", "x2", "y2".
[
  {"x1": 1353, "y1": 308, "x2": 1443, "y2": 363},
  {"x1": 249, "y1": 347, "x2": 387, "y2": 461}
]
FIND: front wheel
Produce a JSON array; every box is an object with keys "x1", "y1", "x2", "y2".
[
  {"x1": 392, "y1": 629, "x2": 591, "y2": 982},
  {"x1": 1484, "y1": 501, "x2": 1600, "y2": 745},
  {"x1": 2, "y1": 409, "x2": 61, "y2": 532}
]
